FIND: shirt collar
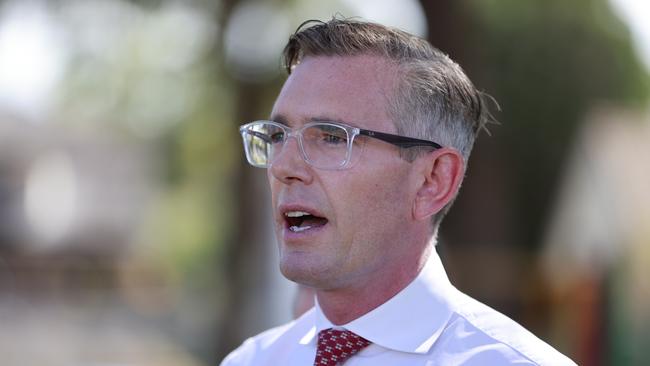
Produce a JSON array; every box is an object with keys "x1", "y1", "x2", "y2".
[{"x1": 300, "y1": 250, "x2": 455, "y2": 354}]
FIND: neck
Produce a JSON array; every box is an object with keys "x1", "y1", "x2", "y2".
[{"x1": 316, "y1": 244, "x2": 433, "y2": 325}]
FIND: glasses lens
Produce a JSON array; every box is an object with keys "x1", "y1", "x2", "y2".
[
  {"x1": 302, "y1": 123, "x2": 350, "y2": 169},
  {"x1": 241, "y1": 122, "x2": 285, "y2": 167}
]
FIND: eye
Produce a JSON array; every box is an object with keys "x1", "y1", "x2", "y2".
[
  {"x1": 269, "y1": 131, "x2": 285, "y2": 143},
  {"x1": 317, "y1": 126, "x2": 348, "y2": 145},
  {"x1": 322, "y1": 133, "x2": 346, "y2": 144}
]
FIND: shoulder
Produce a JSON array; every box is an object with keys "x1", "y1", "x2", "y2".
[
  {"x1": 440, "y1": 291, "x2": 577, "y2": 366},
  {"x1": 220, "y1": 308, "x2": 315, "y2": 366}
]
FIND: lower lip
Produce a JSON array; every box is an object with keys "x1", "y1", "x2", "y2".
[{"x1": 282, "y1": 222, "x2": 328, "y2": 242}]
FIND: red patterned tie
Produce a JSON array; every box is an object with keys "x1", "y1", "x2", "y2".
[{"x1": 313, "y1": 328, "x2": 371, "y2": 365}]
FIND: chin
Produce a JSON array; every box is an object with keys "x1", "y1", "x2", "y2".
[
  {"x1": 279, "y1": 253, "x2": 331, "y2": 287},
  {"x1": 279, "y1": 255, "x2": 311, "y2": 282}
]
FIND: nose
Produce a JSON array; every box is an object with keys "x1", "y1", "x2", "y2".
[{"x1": 269, "y1": 134, "x2": 313, "y2": 185}]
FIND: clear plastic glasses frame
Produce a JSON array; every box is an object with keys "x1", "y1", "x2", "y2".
[{"x1": 239, "y1": 120, "x2": 442, "y2": 170}]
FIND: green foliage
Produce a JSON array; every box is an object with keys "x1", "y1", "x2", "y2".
[{"x1": 470, "y1": 0, "x2": 649, "y2": 247}]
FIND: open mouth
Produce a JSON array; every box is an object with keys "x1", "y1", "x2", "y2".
[{"x1": 284, "y1": 211, "x2": 328, "y2": 233}]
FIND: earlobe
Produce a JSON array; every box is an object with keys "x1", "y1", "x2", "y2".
[{"x1": 412, "y1": 148, "x2": 465, "y2": 221}]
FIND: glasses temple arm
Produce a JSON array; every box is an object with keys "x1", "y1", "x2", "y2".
[
  {"x1": 359, "y1": 129, "x2": 442, "y2": 149},
  {"x1": 245, "y1": 129, "x2": 274, "y2": 143}
]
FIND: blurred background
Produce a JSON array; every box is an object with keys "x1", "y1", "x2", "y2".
[{"x1": 0, "y1": 0, "x2": 648, "y2": 365}]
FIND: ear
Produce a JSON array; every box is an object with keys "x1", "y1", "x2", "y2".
[{"x1": 412, "y1": 148, "x2": 465, "y2": 221}]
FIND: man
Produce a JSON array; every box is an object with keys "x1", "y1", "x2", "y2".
[{"x1": 223, "y1": 19, "x2": 576, "y2": 365}]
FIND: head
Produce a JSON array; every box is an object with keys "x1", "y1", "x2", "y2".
[
  {"x1": 252, "y1": 18, "x2": 490, "y2": 292},
  {"x1": 283, "y1": 19, "x2": 491, "y2": 227}
]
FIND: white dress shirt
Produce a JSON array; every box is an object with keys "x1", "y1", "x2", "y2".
[{"x1": 221, "y1": 250, "x2": 577, "y2": 365}]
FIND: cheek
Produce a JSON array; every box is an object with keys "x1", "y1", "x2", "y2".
[
  {"x1": 365, "y1": 179, "x2": 410, "y2": 226},
  {"x1": 329, "y1": 165, "x2": 411, "y2": 240},
  {"x1": 268, "y1": 173, "x2": 282, "y2": 205}
]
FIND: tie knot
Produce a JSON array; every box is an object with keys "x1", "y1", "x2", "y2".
[{"x1": 314, "y1": 328, "x2": 371, "y2": 365}]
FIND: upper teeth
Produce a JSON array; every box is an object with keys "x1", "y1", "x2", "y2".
[{"x1": 285, "y1": 211, "x2": 311, "y2": 217}]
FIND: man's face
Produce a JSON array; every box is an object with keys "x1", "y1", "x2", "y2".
[{"x1": 268, "y1": 55, "x2": 421, "y2": 291}]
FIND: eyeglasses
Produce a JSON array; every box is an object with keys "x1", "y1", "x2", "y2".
[{"x1": 239, "y1": 120, "x2": 442, "y2": 170}]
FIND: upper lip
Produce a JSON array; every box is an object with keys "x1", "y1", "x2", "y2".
[
  {"x1": 278, "y1": 204, "x2": 325, "y2": 219},
  {"x1": 277, "y1": 204, "x2": 328, "y2": 229}
]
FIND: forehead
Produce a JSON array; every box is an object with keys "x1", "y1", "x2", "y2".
[{"x1": 271, "y1": 55, "x2": 398, "y2": 132}]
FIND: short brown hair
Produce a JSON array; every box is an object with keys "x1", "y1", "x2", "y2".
[{"x1": 282, "y1": 18, "x2": 494, "y2": 228}]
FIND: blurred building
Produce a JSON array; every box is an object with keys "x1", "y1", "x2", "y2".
[
  {"x1": 0, "y1": 113, "x2": 186, "y2": 365},
  {"x1": 542, "y1": 105, "x2": 650, "y2": 365}
]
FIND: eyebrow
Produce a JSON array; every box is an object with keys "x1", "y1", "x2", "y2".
[
  {"x1": 309, "y1": 116, "x2": 354, "y2": 126},
  {"x1": 268, "y1": 114, "x2": 357, "y2": 128},
  {"x1": 269, "y1": 113, "x2": 290, "y2": 126}
]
